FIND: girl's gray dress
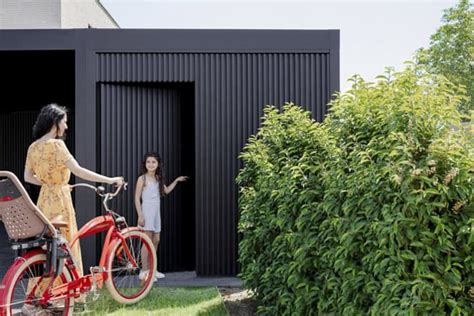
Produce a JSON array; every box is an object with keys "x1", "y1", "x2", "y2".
[{"x1": 141, "y1": 176, "x2": 161, "y2": 232}]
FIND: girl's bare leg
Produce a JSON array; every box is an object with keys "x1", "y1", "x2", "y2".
[
  {"x1": 141, "y1": 231, "x2": 154, "y2": 272},
  {"x1": 152, "y1": 233, "x2": 160, "y2": 251},
  {"x1": 153, "y1": 233, "x2": 163, "y2": 277}
]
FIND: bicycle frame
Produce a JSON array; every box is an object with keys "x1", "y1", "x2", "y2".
[
  {"x1": 42, "y1": 222, "x2": 143, "y2": 305},
  {"x1": 70, "y1": 214, "x2": 139, "y2": 269}
]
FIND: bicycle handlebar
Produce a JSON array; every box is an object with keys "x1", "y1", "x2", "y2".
[
  {"x1": 70, "y1": 182, "x2": 127, "y2": 197},
  {"x1": 110, "y1": 181, "x2": 127, "y2": 197},
  {"x1": 70, "y1": 182, "x2": 127, "y2": 214}
]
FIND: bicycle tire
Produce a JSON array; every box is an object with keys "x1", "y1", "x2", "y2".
[
  {"x1": 105, "y1": 230, "x2": 157, "y2": 304},
  {"x1": 1, "y1": 251, "x2": 74, "y2": 316}
]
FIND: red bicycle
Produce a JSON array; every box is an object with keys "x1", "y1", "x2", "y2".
[{"x1": 0, "y1": 171, "x2": 157, "y2": 315}]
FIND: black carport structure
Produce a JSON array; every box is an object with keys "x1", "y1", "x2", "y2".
[{"x1": 0, "y1": 29, "x2": 339, "y2": 276}]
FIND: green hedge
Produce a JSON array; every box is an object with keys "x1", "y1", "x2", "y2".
[{"x1": 237, "y1": 66, "x2": 474, "y2": 315}]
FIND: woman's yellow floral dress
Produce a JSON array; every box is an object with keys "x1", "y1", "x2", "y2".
[{"x1": 25, "y1": 139, "x2": 83, "y2": 277}]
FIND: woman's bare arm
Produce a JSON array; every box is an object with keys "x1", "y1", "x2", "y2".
[
  {"x1": 66, "y1": 158, "x2": 122, "y2": 185},
  {"x1": 24, "y1": 167, "x2": 43, "y2": 186}
]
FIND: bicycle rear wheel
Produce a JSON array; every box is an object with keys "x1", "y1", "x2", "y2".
[
  {"x1": 105, "y1": 230, "x2": 157, "y2": 304},
  {"x1": 1, "y1": 252, "x2": 74, "y2": 316}
]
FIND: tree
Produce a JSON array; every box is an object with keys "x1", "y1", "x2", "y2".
[{"x1": 417, "y1": 0, "x2": 473, "y2": 116}]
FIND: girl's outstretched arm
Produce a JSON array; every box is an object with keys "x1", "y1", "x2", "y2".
[{"x1": 164, "y1": 176, "x2": 188, "y2": 195}]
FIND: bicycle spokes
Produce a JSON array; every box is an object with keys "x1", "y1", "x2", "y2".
[
  {"x1": 110, "y1": 237, "x2": 144, "y2": 286},
  {"x1": 10, "y1": 262, "x2": 46, "y2": 311}
]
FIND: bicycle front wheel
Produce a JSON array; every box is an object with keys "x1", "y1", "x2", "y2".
[
  {"x1": 105, "y1": 230, "x2": 157, "y2": 304},
  {"x1": 1, "y1": 252, "x2": 74, "y2": 316}
]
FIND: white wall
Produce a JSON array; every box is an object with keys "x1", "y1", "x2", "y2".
[
  {"x1": 0, "y1": 0, "x2": 118, "y2": 29},
  {"x1": 61, "y1": 0, "x2": 118, "y2": 28},
  {"x1": 0, "y1": 0, "x2": 61, "y2": 29}
]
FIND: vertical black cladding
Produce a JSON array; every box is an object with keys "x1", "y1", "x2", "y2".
[
  {"x1": 0, "y1": 112, "x2": 37, "y2": 183},
  {"x1": 98, "y1": 52, "x2": 332, "y2": 275},
  {"x1": 99, "y1": 83, "x2": 195, "y2": 272}
]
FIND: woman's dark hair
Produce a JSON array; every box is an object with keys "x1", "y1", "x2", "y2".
[
  {"x1": 32, "y1": 104, "x2": 68, "y2": 141},
  {"x1": 141, "y1": 151, "x2": 165, "y2": 196}
]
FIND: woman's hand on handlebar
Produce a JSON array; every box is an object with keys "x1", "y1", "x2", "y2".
[
  {"x1": 108, "y1": 177, "x2": 127, "y2": 197},
  {"x1": 70, "y1": 179, "x2": 126, "y2": 198},
  {"x1": 109, "y1": 176, "x2": 124, "y2": 187}
]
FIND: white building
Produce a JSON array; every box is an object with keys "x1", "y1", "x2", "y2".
[{"x1": 0, "y1": 0, "x2": 119, "y2": 29}]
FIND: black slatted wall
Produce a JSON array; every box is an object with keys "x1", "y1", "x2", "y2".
[
  {"x1": 0, "y1": 112, "x2": 39, "y2": 277},
  {"x1": 0, "y1": 112, "x2": 37, "y2": 179},
  {"x1": 99, "y1": 83, "x2": 195, "y2": 272},
  {"x1": 97, "y1": 52, "x2": 331, "y2": 275}
]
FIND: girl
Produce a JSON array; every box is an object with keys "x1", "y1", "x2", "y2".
[{"x1": 135, "y1": 151, "x2": 188, "y2": 280}]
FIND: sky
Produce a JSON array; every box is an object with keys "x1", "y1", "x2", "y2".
[{"x1": 101, "y1": 0, "x2": 458, "y2": 91}]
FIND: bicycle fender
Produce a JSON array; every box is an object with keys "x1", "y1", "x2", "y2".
[
  {"x1": 120, "y1": 226, "x2": 144, "y2": 235},
  {"x1": 99, "y1": 227, "x2": 146, "y2": 268},
  {"x1": 1, "y1": 248, "x2": 46, "y2": 284}
]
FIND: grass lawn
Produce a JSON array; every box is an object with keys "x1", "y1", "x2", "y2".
[{"x1": 80, "y1": 287, "x2": 229, "y2": 316}]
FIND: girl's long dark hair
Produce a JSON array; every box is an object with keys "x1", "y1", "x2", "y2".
[
  {"x1": 141, "y1": 151, "x2": 165, "y2": 196},
  {"x1": 32, "y1": 104, "x2": 68, "y2": 141}
]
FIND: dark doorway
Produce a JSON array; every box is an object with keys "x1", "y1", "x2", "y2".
[
  {"x1": 0, "y1": 50, "x2": 75, "y2": 277},
  {"x1": 0, "y1": 51, "x2": 75, "y2": 196},
  {"x1": 98, "y1": 82, "x2": 196, "y2": 272}
]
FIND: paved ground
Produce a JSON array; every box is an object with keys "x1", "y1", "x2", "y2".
[{"x1": 153, "y1": 270, "x2": 241, "y2": 287}]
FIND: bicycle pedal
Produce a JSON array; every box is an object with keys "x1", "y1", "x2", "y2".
[{"x1": 90, "y1": 266, "x2": 105, "y2": 273}]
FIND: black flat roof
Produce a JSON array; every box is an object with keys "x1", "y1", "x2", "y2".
[{"x1": 0, "y1": 29, "x2": 339, "y2": 53}]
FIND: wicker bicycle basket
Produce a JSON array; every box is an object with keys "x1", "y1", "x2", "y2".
[{"x1": 0, "y1": 171, "x2": 55, "y2": 240}]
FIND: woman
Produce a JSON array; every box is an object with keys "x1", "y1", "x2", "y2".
[{"x1": 23, "y1": 103, "x2": 123, "y2": 313}]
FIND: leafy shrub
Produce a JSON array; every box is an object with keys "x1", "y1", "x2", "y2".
[
  {"x1": 237, "y1": 104, "x2": 337, "y2": 315},
  {"x1": 237, "y1": 66, "x2": 474, "y2": 315}
]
